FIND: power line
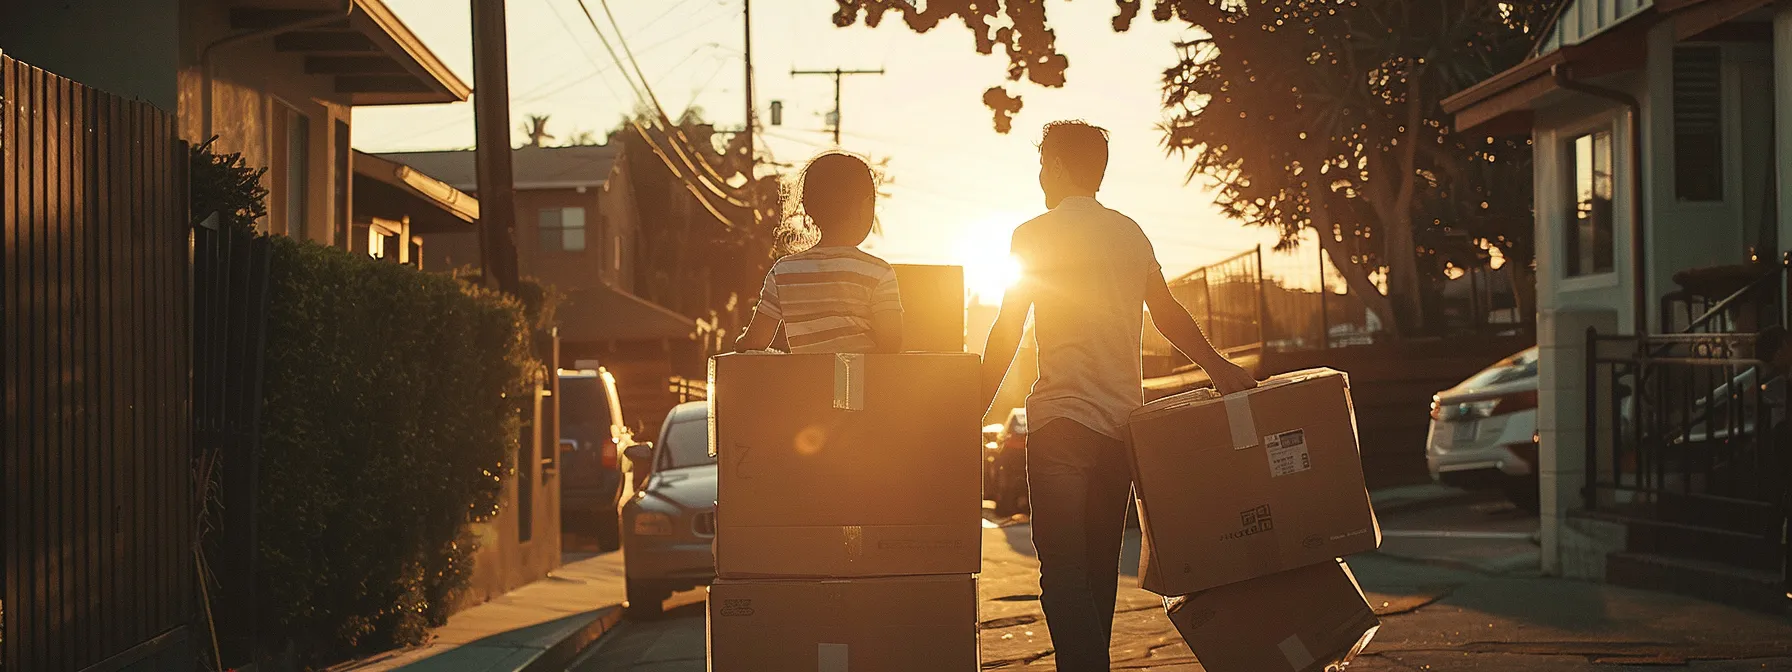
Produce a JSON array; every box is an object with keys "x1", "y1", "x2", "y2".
[
  {"x1": 635, "y1": 0, "x2": 711, "y2": 39},
  {"x1": 576, "y1": 0, "x2": 753, "y2": 211},
  {"x1": 790, "y1": 67, "x2": 884, "y2": 145}
]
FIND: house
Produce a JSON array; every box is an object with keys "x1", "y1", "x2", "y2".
[
  {"x1": 1, "y1": 0, "x2": 470, "y2": 246},
  {"x1": 350, "y1": 148, "x2": 480, "y2": 267},
  {"x1": 1444, "y1": 0, "x2": 1788, "y2": 611},
  {"x1": 377, "y1": 141, "x2": 723, "y2": 440}
]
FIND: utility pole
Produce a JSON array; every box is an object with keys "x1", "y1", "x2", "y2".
[
  {"x1": 472, "y1": 0, "x2": 520, "y2": 294},
  {"x1": 743, "y1": 0, "x2": 758, "y2": 224},
  {"x1": 791, "y1": 67, "x2": 884, "y2": 145}
]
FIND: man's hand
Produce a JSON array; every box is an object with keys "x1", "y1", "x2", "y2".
[{"x1": 1202, "y1": 355, "x2": 1258, "y2": 396}]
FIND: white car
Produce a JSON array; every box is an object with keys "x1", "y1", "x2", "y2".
[{"x1": 1426, "y1": 347, "x2": 1540, "y2": 511}]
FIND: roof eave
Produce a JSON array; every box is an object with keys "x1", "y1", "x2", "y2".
[
  {"x1": 347, "y1": 0, "x2": 469, "y2": 105},
  {"x1": 353, "y1": 150, "x2": 480, "y2": 223},
  {"x1": 1444, "y1": 35, "x2": 1649, "y2": 133}
]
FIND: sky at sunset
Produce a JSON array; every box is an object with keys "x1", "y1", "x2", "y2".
[{"x1": 351, "y1": 0, "x2": 1287, "y2": 301}]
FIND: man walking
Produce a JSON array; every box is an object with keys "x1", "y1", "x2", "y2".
[{"x1": 980, "y1": 120, "x2": 1258, "y2": 671}]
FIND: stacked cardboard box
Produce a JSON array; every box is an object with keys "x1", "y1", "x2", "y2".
[
  {"x1": 707, "y1": 352, "x2": 983, "y2": 671},
  {"x1": 1129, "y1": 368, "x2": 1383, "y2": 672}
]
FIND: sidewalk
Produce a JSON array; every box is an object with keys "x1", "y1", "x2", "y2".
[
  {"x1": 977, "y1": 492, "x2": 1792, "y2": 670},
  {"x1": 331, "y1": 552, "x2": 627, "y2": 672}
]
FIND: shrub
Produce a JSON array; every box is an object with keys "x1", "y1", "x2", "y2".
[
  {"x1": 255, "y1": 237, "x2": 533, "y2": 662},
  {"x1": 189, "y1": 137, "x2": 268, "y2": 235}
]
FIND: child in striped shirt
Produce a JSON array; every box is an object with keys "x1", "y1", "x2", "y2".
[{"x1": 736, "y1": 152, "x2": 904, "y2": 354}]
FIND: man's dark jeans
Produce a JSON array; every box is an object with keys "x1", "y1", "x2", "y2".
[{"x1": 1026, "y1": 418, "x2": 1134, "y2": 672}]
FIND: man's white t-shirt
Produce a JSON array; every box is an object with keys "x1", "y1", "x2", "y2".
[{"x1": 1011, "y1": 196, "x2": 1161, "y2": 440}]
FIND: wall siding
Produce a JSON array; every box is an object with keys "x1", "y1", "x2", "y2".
[{"x1": 1539, "y1": 0, "x2": 1654, "y2": 55}]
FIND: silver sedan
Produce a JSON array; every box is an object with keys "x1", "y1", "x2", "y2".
[{"x1": 620, "y1": 401, "x2": 716, "y2": 618}]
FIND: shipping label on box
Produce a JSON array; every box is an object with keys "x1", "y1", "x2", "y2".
[
  {"x1": 707, "y1": 575, "x2": 980, "y2": 672},
  {"x1": 1129, "y1": 368, "x2": 1380, "y2": 595},
  {"x1": 710, "y1": 352, "x2": 983, "y2": 578},
  {"x1": 1164, "y1": 559, "x2": 1380, "y2": 672}
]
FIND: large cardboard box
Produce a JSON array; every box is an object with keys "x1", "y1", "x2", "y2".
[
  {"x1": 891, "y1": 264, "x2": 966, "y2": 353},
  {"x1": 1129, "y1": 368, "x2": 1379, "y2": 595},
  {"x1": 1165, "y1": 559, "x2": 1380, "y2": 672},
  {"x1": 709, "y1": 352, "x2": 982, "y2": 578},
  {"x1": 707, "y1": 575, "x2": 979, "y2": 671}
]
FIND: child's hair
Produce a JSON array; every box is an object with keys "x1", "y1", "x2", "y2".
[{"x1": 778, "y1": 151, "x2": 878, "y2": 253}]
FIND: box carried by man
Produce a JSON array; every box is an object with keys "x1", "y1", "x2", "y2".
[
  {"x1": 708, "y1": 352, "x2": 983, "y2": 578},
  {"x1": 1129, "y1": 368, "x2": 1380, "y2": 596},
  {"x1": 1164, "y1": 559, "x2": 1380, "y2": 672}
]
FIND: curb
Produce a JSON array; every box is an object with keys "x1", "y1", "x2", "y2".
[{"x1": 518, "y1": 605, "x2": 625, "y2": 672}]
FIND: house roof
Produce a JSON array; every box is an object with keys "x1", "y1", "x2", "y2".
[
  {"x1": 227, "y1": 0, "x2": 470, "y2": 105},
  {"x1": 373, "y1": 145, "x2": 621, "y2": 192},
  {"x1": 558, "y1": 285, "x2": 698, "y2": 344},
  {"x1": 352, "y1": 150, "x2": 479, "y2": 233},
  {"x1": 1443, "y1": 0, "x2": 1770, "y2": 132}
]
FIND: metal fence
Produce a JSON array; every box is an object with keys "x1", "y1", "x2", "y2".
[
  {"x1": 1146, "y1": 236, "x2": 1383, "y2": 364},
  {"x1": 1147, "y1": 229, "x2": 1525, "y2": 366},
  {"x1": 1584, "y1": 330, "x2": 1788, "y2": 586},
  {"x1": 191, "y1": 220, "x2": 273, "y2": 669},
  {"x1": 1, "y1": 55, "x2": 194, "y2": 670}
]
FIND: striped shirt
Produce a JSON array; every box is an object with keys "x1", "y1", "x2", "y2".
[{"x1": 754, "y1": 246, "x2": 902, "y2": 354}]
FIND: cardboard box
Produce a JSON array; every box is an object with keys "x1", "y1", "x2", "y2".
[
  {"x1": 709, "y1": 352, "x2": 982, "y2": 578},
  {"x1": 1165, "y1": 559, "x2": 1379, "y2": 672},
  {"x1": 708, "y1": 575, "x2": 979, "y2": 671},
  {"x1": 1129, "y1": 368, "x2": 1379, "y2": 595},
  {"x1": 891, "y1": 264, "x2": 966, "y2": 353}
]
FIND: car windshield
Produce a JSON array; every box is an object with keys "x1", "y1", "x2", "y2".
[
  {"x1": 559, "y1": 377, "x2": 612, "y2": 443},
  {"x1": 660, "y1": 417, "x2": 715, "y2": 470},
  {"x1": 1461, "y1": 348, "x2": 1540, "y2": 388}
]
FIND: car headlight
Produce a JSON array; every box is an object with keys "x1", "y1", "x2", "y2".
[{"x1": 632, "y1": 511, "x2": 674, "y2": 536}]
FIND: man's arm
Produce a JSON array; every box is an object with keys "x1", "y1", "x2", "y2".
[
  {"x1": 980, "y1": 286, "x2": 1031, "y2": 415},
  {"x1": 1145, "y1": 270, "x2": 1258, "y2": 395}
]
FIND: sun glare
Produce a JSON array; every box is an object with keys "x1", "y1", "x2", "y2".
[{"x1": 957, "y1": 219, "x2": 1023, "y2": 304}]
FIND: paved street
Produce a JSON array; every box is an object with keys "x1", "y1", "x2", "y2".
[{"x1": 566, "y1": 495, "x2": 1792, "y2": 671}]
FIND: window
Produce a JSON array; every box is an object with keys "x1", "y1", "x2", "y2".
[
  {"x1": 1566, "y1": 130, "x2": 1615, "y2": 277},
  {"x1": 270, "y1": 104, "x2": 311, "y2": 238},
  {"x1": 538, "y1": 206, "x2": 586, "y2": 252},
  {"x1": 1673, "y1": 46, "x2": 1724, "y2": 202}
]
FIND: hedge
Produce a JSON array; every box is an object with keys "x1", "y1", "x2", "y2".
[{"x1": 255, "y1": 237, "x2": 534, "y2": 662}]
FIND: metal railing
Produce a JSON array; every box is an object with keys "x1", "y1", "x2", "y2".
[{"x1": 1584, "y1": 330, "x2": 1787, "y2": 580}]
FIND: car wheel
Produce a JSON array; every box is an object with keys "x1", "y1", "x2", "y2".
[
  {"x1": 1502, "y1": 476, "x2": 1540, "y2": 514},
  {"x1": 626, "y1": 579, "x2": 669, "y2": 619},
  {"x1": 595, "y1": 509, "x2": 622, "y2": 552}
]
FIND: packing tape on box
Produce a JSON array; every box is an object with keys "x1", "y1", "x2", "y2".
[
  {"x1": 818, "y1": 643, "x2": 849, "y2": 672},
  {"x1": 707, "y1": 357, "x2": 720, "y2": 457},
  {"x1": 834, "y1": 353, "x2": 866, "y2": 411},
  {"x1": 1225, "y1": 394, "x2": 1258, "y2": 450},
  {"x1": 1278, "y1": 634, "x2": 1316, "y2": 671}
]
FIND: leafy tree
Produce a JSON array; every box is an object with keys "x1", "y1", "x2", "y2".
[{"x1": 831, "y1": 0, "x2": 1553, "y2": 335}]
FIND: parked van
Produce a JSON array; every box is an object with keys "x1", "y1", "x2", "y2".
[{"x1": 560, "y1": 367, "x2": 637, "y2": 551}]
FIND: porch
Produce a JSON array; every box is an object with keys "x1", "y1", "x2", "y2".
[{"x1": 1444, "y1": 0, "x2": 1791, "y2": 611}]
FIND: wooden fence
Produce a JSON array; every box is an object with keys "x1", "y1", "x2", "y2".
[{"x1": 1, "y1": 54, "x2": 194, "y2": 671}]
